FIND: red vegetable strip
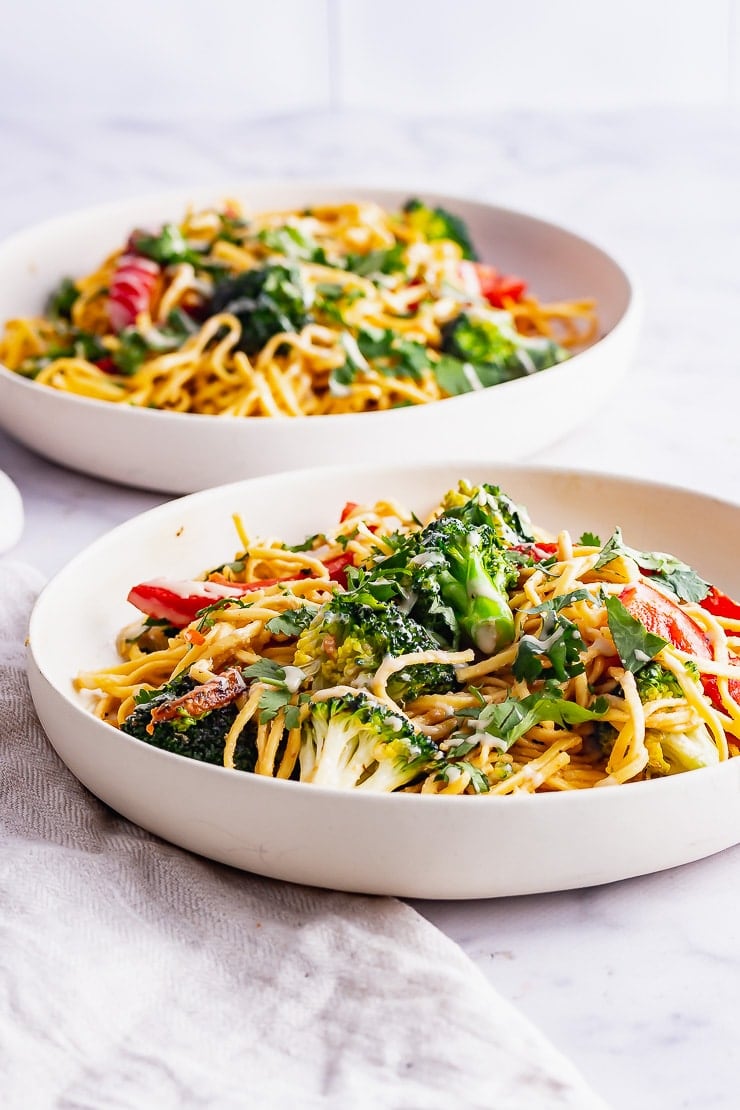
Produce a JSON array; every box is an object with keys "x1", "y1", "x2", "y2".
[
  {"x1": 700, "y1": 586, "x2": 740, "y2": 622},
  {"x1": 619, "y1": 581, "x2": 740, "y2": 710}
]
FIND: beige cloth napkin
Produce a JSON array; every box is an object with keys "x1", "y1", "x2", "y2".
[{"x1": 0, "y1": 561, "x2": 606, "y2": 1110}]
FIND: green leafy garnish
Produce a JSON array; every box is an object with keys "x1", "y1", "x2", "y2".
[
  {"x1": 455, "y1": 688, "x2": 608, "y2": 752},
  {"x1": 113, "y1": 309, "x2": 198, "y2": 376},
  {"x1": 258, "y1": 225, "x2": 327, "y2": 264},
  {"x1": 47, "y1": 277, "x2": 80, "y2": 321},
  {"x1": 595, "y1": 528, "x2": 709, "y2": 603},
  {"x1": 344, "y1": 244, "x2": 407, "y2": 277},
  {"x1": 527, "y1": 589, "x2": 591, "y2": 615},
  {"x1": 579, "y1": 531, "x2": 601, "y2": 547},
  {"x1": 242, "y1": 659, "x2": 302, "y2": 725},
  {"x1": 195, "y1": 595, "x2": 252, "y2": 633},
  {"x1": 604, "y1": 594, "x2": 668, "y2": 674},
  {"x1": 513, "y1": 612, "x2": 586, "y2": 683},
  {"x1": 266, "y1": 606, "x2": 316, "y2": 637}
]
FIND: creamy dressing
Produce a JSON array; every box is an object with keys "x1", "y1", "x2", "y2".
[
  {"x1": 282, "y1": 665, "x2": 307, "y2": 693},
  {"x1": 145, "y1": 577, "x2": 246, "y2": 600}
]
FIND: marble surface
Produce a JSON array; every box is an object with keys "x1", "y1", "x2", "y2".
[{"x1": 1, "y1": 107, "x2": 738, "y2": 1109}]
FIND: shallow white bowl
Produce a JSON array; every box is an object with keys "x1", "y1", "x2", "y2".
[
  {"x1": 27, "y1": 461, "x2": 740, "y2": 899},
  {"x1": 0, "y1": 184, "x2": 640, "y2": 494}
]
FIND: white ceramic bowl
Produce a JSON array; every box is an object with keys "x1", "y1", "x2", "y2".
[
  {"x1": 0, "y1": 184, "x2": 640, "y2": 494},
  {"x1": 27, "y1": 460, "x2": 740, "y2": 899}
]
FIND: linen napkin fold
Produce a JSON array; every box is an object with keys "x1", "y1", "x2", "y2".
[{"x1": 0, "y1": 561, "x2": 606, "y2": 1110}]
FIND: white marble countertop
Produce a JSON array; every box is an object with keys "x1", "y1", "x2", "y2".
[{"x1": 1, "y1": 107, "x2": 738, "y2": 1109}]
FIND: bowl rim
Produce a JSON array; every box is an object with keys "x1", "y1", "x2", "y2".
[
  {"x1": 0, "y1": 181, "x2": 641, "y2": 428},
  {"x1": 28, "y1": 457, "x2": 737, "y2": 809}
]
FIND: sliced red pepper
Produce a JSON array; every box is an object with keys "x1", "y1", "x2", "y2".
[
  {"x1": 128, "y1": 579, "x2": 259, "y2": 627},
  {"x1": 619, "y1": 581, "x2": 740, "y2": 710},
  {"x1": 510, "y1": 541, "x2": 558, "y2": 563},
  {"x1": 129, "y1": 555, "x2": 356, "y2": 628},
  {"x1": 700, "y1": 586, "x2": 740, "y2": 622},
  {"x1": 470, "y1": 262, "x2": 528, "y2": 308},
  {"x1": 339, "y1": 502, "x2": 360, "y2": 523},
  {"x1": 323, "y1": 553, "x2": 354, "y2": 588}
]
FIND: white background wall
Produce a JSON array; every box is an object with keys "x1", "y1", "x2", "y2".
[{"x1": 3, "y1": 0, "x2": 738, "y2": 118}]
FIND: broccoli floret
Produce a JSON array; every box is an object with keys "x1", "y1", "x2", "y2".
[
  {"x1": 441, "y1": 309, "x2": 569, "y2": 383},
  {"x1": 646, "y1": 723, "x2": 719, "y2": 775},
  {"x1": 207, "y1": 263, "x2": 312, "y2": 355},
  {"x1": 440, "y1": 480, "x2": 535, "y2": 546},
  {"x1": 293, "y1": 593, "x2": 456, "y2": 703},
  {"x1": 402, "y1": 198, "x2": 478, "y2": 260},
  {"x1": 634, "y1": 661, "x2": 687, "y2": 702},
  {"x1": 300, "y1": 692, "x2": 440, "y2": 791},
  {"x1": 371, "y1": 516, "x2": 517, "y2": 654},
  {"x1": 120, "y1": 672, "x2": 256, "y2": 771}
]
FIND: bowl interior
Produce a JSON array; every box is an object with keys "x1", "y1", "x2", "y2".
[{"x1": 27, "y1": 461, "x2": 740, "y2": 898}]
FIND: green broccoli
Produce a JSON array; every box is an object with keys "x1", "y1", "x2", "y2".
[
  {"x1": 646, "y1": 723, "x2": 719, "y2": 775},
  {"x1": 120, "y1": 671, "x2": 256, "y2": 771},
  {"x1": 634, "y1": 661, "x2": 688, "y2": 702},
  {"x1": 440, "y1": 480, "x2": 535, "y2": 546},
  {"x1": 299, "y1": 692, "x2": 439, "y2": 790},
  {"x1": 402, "y1": 198, "x2": 478, "y2": 260},
  {"x1": 439, "y1": 309, "x2": 569, "y2": 390},
  {"x1": 293, "y1": 592, "x2": 456, "y2": 703},
  {"x1": 369, "y1": 516, "x2": 517, "y2": 654},
  {"x1": 207, "y1": 263, "x2": 312, "y2": 355}
]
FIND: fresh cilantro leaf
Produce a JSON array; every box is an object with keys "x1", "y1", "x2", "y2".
[
  {"x1": 435, "y1": 760, "x2": 490, "y2": 793},
  {"x1": 285, "y1": 532, "x2": 326, "y2": 553},
  {"x1": 258, "y1": 225, "x2": 327, "y2": 264},
  {"x1": 462, "y1": 691, "x2": 608, "y2": 752},
  {"x1": 266, "y1": 606, "x2": 316, "y2": 637},
  {"x1": 579, "y1": 531, "x2": 601, "y2": 547},
  {"x1": 513, "y1": 612, "x2": 586, "y2": 683},
  {"x1": 242, "y1": 659, "x2": 288, "y2": 686},
  {"x1": 133, "y1": 224, "x2": 199, "y2": 266},
  {"x1": 528, "y1": 589, "x2": 591, "y2": 615},
  {"x1": 47, "y1": 277, "x2": 79, "y2": 321},
  {"x1": 595, "y1": 528, "x2": 709, "y2": 603},
  {"x1": 356, "y1": 326, "x2": 429, "y2": 380},
  {"x1": 432, "y1": 354, "x2": 516, "y2": 396},
  {"x1": 604, "y1": 594, "x2": 668, "y2": 673},
  {"x1": 344, "y1": 244, "x2": 406, "y2": 277},
  {"x1": 257, "y1": 686, "x2": 291, "y2": 724}
]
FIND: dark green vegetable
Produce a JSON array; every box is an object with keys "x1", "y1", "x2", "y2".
[
  {"x1": 402, "y1": 198, "x2": 478, "y2": 260},
  {"x1": 344, "y1": 244, "x2": 407, "y2": 277},
  {"x1": 437, "y1": 310, "x2": 568, "y2": 394},
  {"x1": 121, "y1": 673, "x2": 256, "y2": 770},
  {"x1": 47, "y1": 277, "x2": 80, "y2": 321},
  {"x1": 299, "y1": 692, "x2": 440, "y2": 790},
  {"x1": 294, "y1": 592, "x2": 456, "y2": 704},
  {"x1": 207, "y1": 264, "x2": 311, "y2": 356},
  {"x1": 132, "y1": 224, "x2": 200, "y2": 267},
  {"x1": 440, "y1": 480, "x2": 535, "y2": 546},
  {"x1": 364, "y1": 516, "x2": 517, "y2": 653},
  {"x1": 634, "y1": 660, "x2": 689, "y2": 702}
]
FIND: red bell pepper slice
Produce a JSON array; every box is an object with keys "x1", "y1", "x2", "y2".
[
  {"x1": 339, "y1": 502, "x2": 360, "y2": 523},
  {"x1": 619, "y1": 581, "x2": 740, "y2": 710},
  {"x1": 129, "y1": 553, "x2": 357, "y2": 628},
  {"x1": 470, "y1": 262, "x2": 528, "y2": 308},
  {"x1": 700, "y1": 586, "x2": 740, "y2": 622},
  {"x1": 510, "y1": 541, "x2": 559, "y2": 563}
]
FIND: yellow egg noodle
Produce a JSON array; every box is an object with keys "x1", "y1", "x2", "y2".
[
  {"x1": 1, "y1": 199, "x2": 597, "y2": 417},
  {"x1": 76, "y1": 480, "x2": 740, "y2": 795}
]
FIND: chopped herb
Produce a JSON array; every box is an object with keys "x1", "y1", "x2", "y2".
[
  {"x1": 258, "y1": 224, "x2": 327, "y2": 264},
  {"x1": 579, "y1": 531, "x2": 602, "y2": 547},
  {"x1": 266, "y1": 606, "x2": 316, "y2": 637},
  {"x1": 344, "y1": 244, "x2": 406, "y2": 277},
  {"x1": 595, "y1": 528, "x2": 709, "y2": 603},
  {"x1": 513, "y1": 611, "x2": 586, "y2": 683},
  {"x1": 604, "y1": 594, "x2": 668, "y2": 674},
  {"x1": 195, "y1": 596, "x2": 252, "y2": 633},
  {"x1": 456, "y1": 688, "x2": 608, "y2": 752},
  {"x1": 527, "y1": 589, "x2": 591, "y2": 615},
  {"x1": 47, "y1": 277, "x2": 80, "y2": 321}
]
